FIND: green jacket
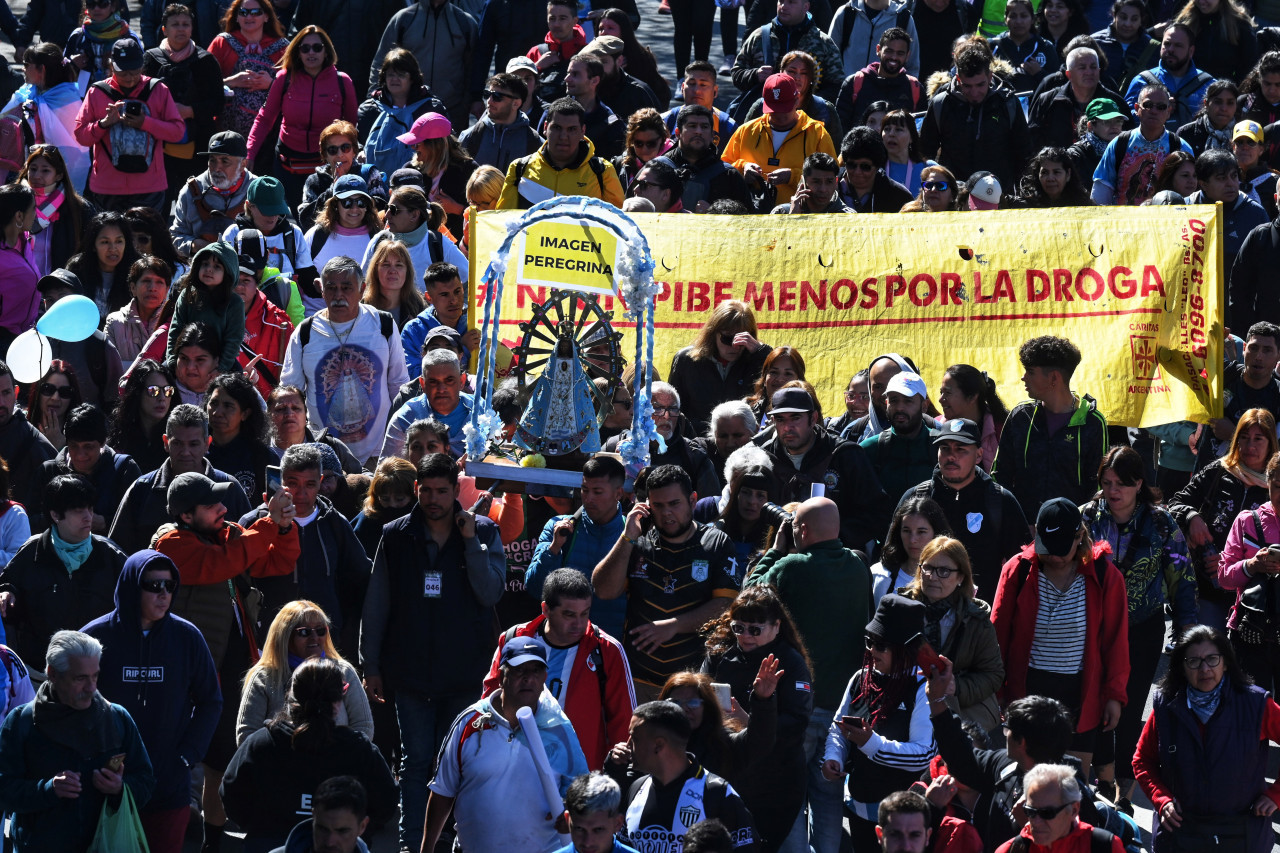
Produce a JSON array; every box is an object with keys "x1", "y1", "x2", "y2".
[
  {"x1": 165, "y1": 241, "x2": 245, "y2": 372},
  {"x1": 747, "y1": 539, "x2": 872, "y2": 709}
]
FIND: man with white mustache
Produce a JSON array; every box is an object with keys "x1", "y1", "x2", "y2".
[
  {"x1": 169, "y1": 131, "x2": 257, "y2": 256},
  {"x1": 280, "y1": 256, "x2": 409, "y2": 467}
]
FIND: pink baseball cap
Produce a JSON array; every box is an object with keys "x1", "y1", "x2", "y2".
[{"x1": 396, "y1": 112, "x2": 453, "y2": 146}]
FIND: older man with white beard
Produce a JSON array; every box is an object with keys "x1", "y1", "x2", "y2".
[{"x1": 169, "y1": 131, "x2": 257, "y2": 256}]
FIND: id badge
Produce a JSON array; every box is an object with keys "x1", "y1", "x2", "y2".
[
  {"x1": 767, "y1": 157, "x2": 780, "y2": 166},
  {"x1": 423, "y1": 571, "x2": 443, "y2": 598}
]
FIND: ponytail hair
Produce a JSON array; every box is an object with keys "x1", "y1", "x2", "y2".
[
  {"x1": 279, "y1": 657, "x2": 345, "y2": 752},
  {"x1": 943, "y1": 364, "x2": 1008, "y2": 424}
]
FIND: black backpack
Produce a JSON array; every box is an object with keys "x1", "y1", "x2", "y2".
[
  {"x1": 510, "y1": 154, "x2": 607, "y2": 207},
  {"x1": 296, "y1": 310, "x2": 396, "y2": 348}
]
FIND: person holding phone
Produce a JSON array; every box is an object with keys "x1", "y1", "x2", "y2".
[{"x1": 822, "y1": 594, "x2": 935, "y2": 853}]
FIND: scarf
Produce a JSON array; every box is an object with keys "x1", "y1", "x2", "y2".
[
  {"x1": 32, "y1": 679, "x2": 114, "y2": 756},
  {"x1": 1227, "y1": 461, "x2": 1269, "y2": 489},
  {"x1": 333, "y1": 223, "x2": 370, "y2": 236},
  {"x1": 31, "y1": 185, "x2": 64, "y2": 232},
  {"x1": 396, "y1": 220, "x2": 431, "y2": 248},
  {"x1": 1187, "y1": 677, "x2": 1226, "y2": 723},
  {"x1": 288, "y1": 651, "x2": 326, "y2": 670},
  {"x1": 922, "y1": 591, "x2": 960, "y2": 650},
  {"x1": 160, "y1": 37, "x2": 195, "y2": 63},
  {"x1": 51, "y1": 526, "x2": 94, "y2": 574},
  {"x1": 84, "y1": 14, "x2": 129, "y2": 43},
  {"x1": 1204, "y1": 120, "x2": 1231, "y2": 150},
  {"x1": 1083, "y1": 130, "x2": 1107, "y2": 157}
]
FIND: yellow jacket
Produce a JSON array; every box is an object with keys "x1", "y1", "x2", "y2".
[
  {"x1": 497, "y1": 138, "x2": 625, "y2": 209},
  {"x1": 722, "y1": 111, "x2": 836, "y2": 205}
]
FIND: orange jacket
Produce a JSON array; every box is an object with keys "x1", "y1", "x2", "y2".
[
  {"x1": 721, "y1": 111, "x2": 836, "y2": 204},
  {"x1": 156, "y1": 516, "x2": 301, "y2": 586}
]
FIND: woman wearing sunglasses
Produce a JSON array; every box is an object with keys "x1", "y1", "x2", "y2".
[
  {"x1": 25, "y1": 360, "x2": 82, "y2": 452},
  {"x1": 235, "y1": 599, "x2": 373, "y2": 747},
  {"x1": 613, "y1": 108, "x2": 671, "y2": 194},
  {"x1": 297, "y1": 120, "x2": 388, "y2": 231},
  {"x1": 902, "y1": 163, "x2": 959, "y2": 212},
  {"x1": 399, "y1": 110, "x2": 477, "y2": 239},
  {"x1": 823, "y1": 593, "x2": 935, "y2": 853},
  {"x1": 63, "y1": 0, "x2": 143, "y2": 86},
  {"x1": 303, "y1": 173, "x2": 381, "y2": 276},
  {"x1": 701, "y1": 585, "x2": 813, "y2": 853},
  {"x1": 83, "y1": 549, "x2": 222, "y2": 853},
  {"x1": 246, "y1": 26, "x2": 358, "y2": 207},
  {"x1": 668, "y1": 299, "x2": 769, "y2": 436},
  {"x1": 108, "y1": 359, "x2": 177, "y2": 474},
  {"x1": 1133, "y1": 624, "x2": 1280, "y2": 853},
  {"x1": 208, "y1": 0, "x2": 290, "y2": 142},
  {"x1": 897, "y1": 536, "x2": 1003, "y2": 733}
]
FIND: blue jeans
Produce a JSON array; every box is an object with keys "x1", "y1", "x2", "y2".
[
  {"x1": 778, "y1": 705, "x2": 844, "y2": 853},
  {"x1": 394, "y1": 689, "x2": 473, "y2": 852}
]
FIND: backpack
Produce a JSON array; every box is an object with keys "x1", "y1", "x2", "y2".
[
  {"x1": 729, "y1": 23, "x2": 772, "y2": 125},
  {"x1": 1137, "y1": 69, "x2": 1214, "y2": 128},
  {"x1": 1010, "y1": 828, "x2": 1116, "y2": 853},
  {"x1": 1234, "y1": 509, "x2": 1280, "y2": 636},
  {"x1": 838, "y1": 5, "x2": 913, "y2": 52},
  {"x1": 511, "y1": 154, "x2": 607, "y2": 206},
  {"x1": 296, "y1": 309, "x2": 395, "y2": 349},
  {"x1": 930, "y1": 84, "x2": 1020, "y2": 135},
  {"x1": 92, "y1": 78, "x2": 161, "y2": 173},
  {"x1": 849, "y1": 68, "x2": 922, "y2": 110}
]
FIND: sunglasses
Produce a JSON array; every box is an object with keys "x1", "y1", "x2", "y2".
[
  {"x1": 1023, "y1": 802, "x2": 1073, "y2": 821},
  {"x1": 919, "y1": 562, "x2": 955, "y2": 579},
  {"x1": 482, "y1": 90, "x2": 513, "y2": 102},
  {"x1": 730, "y1": 621, "x2": 768, "y2": 637},
  {"x1": 632, "y1": 179, "x2": 665, "y2": 192},
  {"x1": 865, "y1": 637, "x2": 891, "y2": 652},
  {"x1": 340, "y1": 197, "x2": 368, "y2": 209},
  {"x1": 387, "y1": 204, "x2": 405, "y2": 216},
  {"x1": 144, "y1": 384, "x2": 175, "y2": 399},
  {"x1": 632, "y1": 137, "x2": 662, "y2": 150},
  {"x1": 718, "y1": 332, "x2": 738, "y2": 346},
  {"x1": 325, "y1": 143, "x2": 353, "y2": 155},
  {"x1": 293, "y1": 625, "x2": 329, "y2": 638},
  {"x1": 298, "y1": 42, "x2": 325, "y2": 54},
  {"x1": 39, "y1": 383, "x2": 73, "y2": 399},
  {"x1": 847, "y1": 161, "x2": 876, "y2": 173},
  {"x1": 236, "y1": 6, "x2": 265, "y2": 15},
  {"x1": 86, "y1": 0, "x2": 114, "y2": 8},
  {"x1": 670, "y1": 697, "x2": 703, "y2": 709},
  {"x1": 922, "y1": 180, "x2": 951, "y2": 191},
  {"x1": 1140, "y1": 101, "x2": 1170, "y2": 111},
  {"x1": 140, "y1": 578, "x2": 177, "y2": 594}
]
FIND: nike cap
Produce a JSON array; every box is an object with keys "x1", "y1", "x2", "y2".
[{"x1": 1034, "y1": 497, "x2": 1082, "y2": 557}]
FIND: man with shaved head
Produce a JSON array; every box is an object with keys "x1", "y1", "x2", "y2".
[{"x1": 746, "y1": 496, "x2": 873, "y2": 851}]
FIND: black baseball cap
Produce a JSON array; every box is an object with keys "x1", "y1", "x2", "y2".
[
  {"x1": 931, "y1": 417, "x2": 981, "y2": 446},
  {"x1": 1034, "y1": 498, "x2": 1082, "y2": 557},
  {"x1": 36, "y1": 268, "x2": 81, "y2": 296},
  {"x1": 111, "y1": 38, "x2": 144, "y2": 71},
  {"x1": 770, "y1": 387, "x2": 814, "y2": 415},
  {"x1": 199, "y1": 131, "x2": 248, "y2": 158}
]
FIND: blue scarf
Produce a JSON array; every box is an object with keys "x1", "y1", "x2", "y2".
[
  {"x1": 1187, "y1": 678, "x2": 1226, "y2": 723},
  {"x1": 51, "y1": 527, "x2": 93, "y2": 574}
]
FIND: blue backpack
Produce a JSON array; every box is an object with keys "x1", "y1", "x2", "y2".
[{"x1": 364, "y1": 96, "x2": 436, "y2": 176}]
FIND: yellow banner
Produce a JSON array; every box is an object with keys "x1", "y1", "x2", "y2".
[{"x1": 471, "y1": 206, "x2": 1224, "y2": 428}]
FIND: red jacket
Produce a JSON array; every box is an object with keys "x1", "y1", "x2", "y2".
[
  {"x1": 239, "y1": 291, "x2": 293, "y2": 397},
  {"x1": 994, "y1": 821, "x2": 1124, "y2": 853},
  {"x1": 990, "y1": 542, "x2": 1130, "y2": 732},
  {"x1": 246, "y1": 65, "x2": 358, "y2": 163},
  {"x1": 481, "y1": 614, "x2": 635, "y2": 770}
]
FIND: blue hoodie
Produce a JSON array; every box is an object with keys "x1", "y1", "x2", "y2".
[{"x1": 81, "y1": 550, "x2": 223, "y2": 811}]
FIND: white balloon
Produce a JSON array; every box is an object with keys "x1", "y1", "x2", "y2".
[{"x1": 6, "y1": 329, "x2": 52, "y2": 384}]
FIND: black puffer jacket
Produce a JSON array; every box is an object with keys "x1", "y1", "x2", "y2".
[{"x1": 918, "y1": 74, "x2": 1032, "y2": 189}]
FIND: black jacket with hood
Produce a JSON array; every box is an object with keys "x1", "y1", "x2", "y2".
[
  {"x1": 81, "y1": 549, "x2": 222, "y2": 811},
  {"x1": 28, "y1": 445, "x2": 142, "y2": 534},
  {"x1": 918, "y1": 73, "x2": 1031, "y2": 189}
]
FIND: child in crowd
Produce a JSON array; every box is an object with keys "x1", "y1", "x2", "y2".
[{"x1": 165, "y1": 241, "x2": 244, "y2": 372}]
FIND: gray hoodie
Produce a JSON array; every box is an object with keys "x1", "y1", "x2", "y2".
[{"x1": 458, "y1": 110, "x2": 544, "y2": 173}]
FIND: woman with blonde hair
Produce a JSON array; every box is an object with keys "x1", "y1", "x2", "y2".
[
  {"x1": 908, "y1": 163, "x2": 960, "y2": 212},
  {"x1": 236, "y1": 600, "x2": 373, "y2": 746},
  {"x1": 361, "y1": 239, "x2": 425, "y2": 329},
  {"x1": 459, "y1": 164, "x2": 503, "y2": 255},
  {"x1": 613, "y1": 108, "x2": 671, "y2": 193},
  {"x1": 406, "y1": 117, "x2": 477, "y2": 238},
  {"x1": 245, "y1": 25, "x2": 358, "y2": 205},
  {"x1": 668, "y1": 299, "x2": 770, "y2": 434},
  {"x1": 899, "y1": 536, "x2": 1004, "y2": 730},
  {"x1": 353, "y1": 456, "x2": 417, "y2": 558}
]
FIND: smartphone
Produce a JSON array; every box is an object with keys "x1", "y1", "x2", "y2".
[
  {"x1": 638, "y1": 505, "x2": 654, "y2": 535},
  {"x1": 265, "y1": 465, "x2": 283, "y2": 501},
  {"x1": 711, "y1": 683, "x2": 732, "y2": 712},
  {"x1": 840, "y1": 715, "x2": 866, "y2": 729},
  {"x1": 107, "y1": 753, "x2": 125, "y2": 774},
  {"x1": 124, "y1": 101, "x2": 142, "y2": 117},
  {"x1": 917, "y1": 641, "x2": 943, "y2": 674}
]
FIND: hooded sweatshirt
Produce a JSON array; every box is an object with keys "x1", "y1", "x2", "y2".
[
  {"x1": 459, "y1": 110, "x2": 544, "y2": 173},
  {"x1": 166, "y1": 241, "x2": 245, "y2": 371},
  {"x1": 81, "y1": 550, "x2": 222, "y2": 811}
]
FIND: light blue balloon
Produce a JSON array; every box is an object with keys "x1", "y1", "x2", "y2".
[{"x1": 36, "y1": 295, "x2": 99, "y2": 343}]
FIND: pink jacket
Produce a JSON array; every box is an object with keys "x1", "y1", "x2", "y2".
[
  {"x1": 246, "y1": 66, "x2": 358, "y2": 163},
  {"x1": 73, "y1": 74, "x2": 186, "y2": 196},
  {"x1": 0, "y1": 236, "x2": 40, "y2": 336},
  {"x1": 1220, "y1": 501, "x2": 1280, "y2": 629}
]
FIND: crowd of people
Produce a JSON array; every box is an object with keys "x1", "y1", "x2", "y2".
[{"x1": 0, "y1": 0, "x2": 1275, "y2": 853}]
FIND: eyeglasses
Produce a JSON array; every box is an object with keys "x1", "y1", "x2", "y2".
[
  {"x1": 140, "y1": 578, "x2": 177, "y2": 594},
  {"x1": 652, "y1": 406, "x2": 679, "y2": 415},
  {"x1": 293, "y1": 625, "x2": 329, "y2": 638},
  {"x1": 922, "y1": 180, "x2": 951, "y2": 191},
  {"x1": 39, "y1": 383, "x2": 73, "y2": 399},
  {"x1": 920, "y1": 562, "x2": 956, "y2": 579},
  {"x1": 847, "y1": 161, "x2": 876, "y2": 173},
  {"x1": 325, "y1": 143, "x2": 353, "y2": 155},
  {"x1": 482, "y1": 90, "x2": 513, "y2": 102},
  {"x1": 144, "y1": 384, "x2": 175, "y2": 399},
  {"x1": 86, "y1": 0, "x2": 114, "y2": 8},
  {"x1": 866, "y1": 637, "x2": 890, "y2": 652},
  {"x1": 633, "y1": 179, "x2": 665, "y2": 192},
  {"x1": 340, "y1": 197, "x2": 368, "y2": 209},
  {"x1": 669, "y1": 697, "x2": 703, "y2": 709},
  {"x1": 1184, "y1": 653, "x2": 1223, "y2": 670},
  {"x1": 613, "y1": 397, "x2": 633, "y2": 409},
  {"x1": 1023, "y1": 802, "x2": 1073, "y2": 821},
  {"x1": 1140, "y1": 101, "x2": 1170, "y2": 111},
  {"x1": 632, "y1": 137, "x2": 662, "y2": 150},
  {"x1": 298, "y1": 42, "x2": 326, "y2": 54},
  {"x1": 730, "y1": 621, "x2": 768, "y2": 637},
  {"x1": 237, "y1": 6, "x2": 265, "y2": 15}
]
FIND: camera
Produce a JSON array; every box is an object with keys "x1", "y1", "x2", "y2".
[{"x1": 760, "y1": 502, "x2": 793, "y2": 528}]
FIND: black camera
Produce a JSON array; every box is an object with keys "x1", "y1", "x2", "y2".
[{"x1": 760, "y1": 502, "x2": 793, "y2": 528}]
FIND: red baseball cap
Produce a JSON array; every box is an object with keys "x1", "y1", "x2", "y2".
[{"x1": 762, "y1": 73, "x2": 799, "y2": 113}]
